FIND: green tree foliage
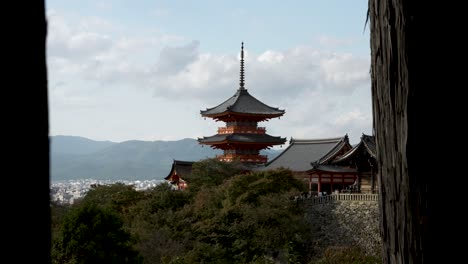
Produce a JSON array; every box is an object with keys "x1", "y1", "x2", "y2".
[
  {"x1": 52, "y1": 203, "x2": 142, "y2": 264},
  {"x1": 224, "y1": 168, "x2": 306, "y2": 206},
  {"x1": 172, "y1": 168, "x2": 309, "y2": 263},
  {"x1": 52, "y1": 161, "x2": 378, "y2": 263},
  {"x1": 50, "y1": 201, "x2": 72, "y2": 241},
  {"x1": 127, "y1": 182, "x2": 193, "y2": 263},
  {"x1": 142, "y1": 182, "x2": 192, "y2": 213},
  {"x1": 186, "y1": 158, "x2": 245, "y2": 193},
  {"x1": 80, "y1": 182, "x2": 145, "y2": 214}
]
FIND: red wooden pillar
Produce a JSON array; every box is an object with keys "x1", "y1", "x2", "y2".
[
  {"x1": 330, "y1": 174, "x2": 334, "y2": 193},
  {"x1": 308, "y1": 173, "x2": 312, "y2": 195}
]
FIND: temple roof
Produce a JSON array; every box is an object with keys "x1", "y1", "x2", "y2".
[
  {"x1": 310, "y1": 164, "x2": 358, "y2": 173},
  {"x1": 361, "y1": 134, "x2": 376, "y2": 157},
  {"x1": 200, "y1": 43, "x2": 284, "y2": 118},
  {"x1": 198, "y1": 133, "x2": 286, "y2": 145},
  {"x1": 256, "y1": 135, "x2": 350, "y2": 172},
  {"x1": 333, "y1": 134, "x2": 376, "y2": 163},
  {"x1": 200, "y1": 89, "x2": 285, "y2": 117},
  {"x1": 164, "y1": 160, "x2": 194, "y2": 180}
]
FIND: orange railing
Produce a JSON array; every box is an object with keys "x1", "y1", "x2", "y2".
[
  {"x1": 216, "y1": 154, "x2": 268, "y2": 163},
  {"x1": 218, "y1": 126, "x2": 266, "y2": 134}
]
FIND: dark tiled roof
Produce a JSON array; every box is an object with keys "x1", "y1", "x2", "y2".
[
  {"x1": 198, "y1": 133, "x2": 286, "y2": 145},
  {"x1": 310, "y1": 164, "x2": 357, "y2": 173},
  {"x1": 258, "y1": 136, "x2": 348, "y2": 172},
  {"x1": 361, "y1": 134, "x2": 376, "y2": 157},
  {"x1": 333, "y1": 134, "x2": 376, "y2": 163},
  {"x1": 164, "y1": 160, "x2": 194, "y2": 180},
  {"x1": 318, "y1": 137, "x2": 351, "y2": 163},
  {"x1": 200, "y1": 89, "x2": 285, "y2": 117}
]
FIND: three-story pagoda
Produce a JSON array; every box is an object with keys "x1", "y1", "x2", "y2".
[{"x1": 198, "y1": 43, "x2": 286, "y2": 164}]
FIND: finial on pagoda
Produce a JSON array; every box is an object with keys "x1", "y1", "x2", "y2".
[{"x1": 239, "y1": 42, "x2": 245, "y2": 90}]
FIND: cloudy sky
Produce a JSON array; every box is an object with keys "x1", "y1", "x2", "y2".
[{"x1": 46, "y1": 0, "x2": 372, "y2": 147}]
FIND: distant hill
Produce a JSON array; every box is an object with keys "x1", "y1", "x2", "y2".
[
  {"x1": 51, "y1": 135, "x2": 116, "y2": 155},
  {"x1": 50, "y1": 136, "x2": 282, "y2": 182}
]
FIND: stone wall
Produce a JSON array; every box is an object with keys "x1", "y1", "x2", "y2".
[{"x1": 302, "y1": 199, "x2": 381, "y2": 259}]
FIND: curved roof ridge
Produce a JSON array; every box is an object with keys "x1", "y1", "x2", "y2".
[
  {"x1": 261, "y1": 135, "x2": 348, "y2": 172},
  {"x1": 332, "y1": 141, "x2": 362, "y2": 163},
  {"x1": 361, "y1": 134, "x2": 376, "y2": 158},
  {"x1": 201, "y1": 89, "x2": 241, "y2": 113},
  {"x1": 200, "y1": 88, "x2": 285, "y2": 116},
  {"x1": 201, "y1": 44, "x2": 285, "y2": 117},
  {"x1": 233, "y1": 89, "x2": 283, "y2": 111},
  {"x1": 290, "y1": 136, "x2": 344, "y2": 144},
  {"x1": 165, "y1": 160, "x2": 194, "y2": 180},
  {"x1": 318, "y1": 137, "x2": 350, "y2": 164},
  {"x1": 173, "y1": 160, "x2": 195, "y2": 165},
  {"x1": 332, "y1": 133, "x2": 376, "y2": 163}
]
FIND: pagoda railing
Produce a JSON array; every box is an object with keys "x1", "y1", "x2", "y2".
[
  {"x1": 218, "y1": 126, "x2": 266, "y2": 134},
  {"x1": 216, "y1": 154, "x2": 268, "y2": 163}
]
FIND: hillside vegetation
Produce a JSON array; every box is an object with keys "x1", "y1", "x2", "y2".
[{"x1": 51, "y1": 158, "x2": 380, "y2": 264}]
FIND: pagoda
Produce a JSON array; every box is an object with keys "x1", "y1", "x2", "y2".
[{"x1": 198, "y1": 43, "x2": 286, "y2": 164}]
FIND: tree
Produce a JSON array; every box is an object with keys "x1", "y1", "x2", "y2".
[
  {"x1": 186, "y1": 158, "x2": 245, "y2": 193},
  {"x1": 52, "y1": 203, "x2": 142, "y2": 264},
  {"x1": 175, "y1": 169, "x2": 309, "y2": 263},
  {"x1": 367, "y1": 1, "x2": 456, "y2": 263},
  {"x1": 79, "y1": 183, "x2": 145, "y2": 215}
]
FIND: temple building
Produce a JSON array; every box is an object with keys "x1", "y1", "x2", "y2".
[
  {"x1": 257, "y1": 135, "x2": 357, "y2": 195},
  {"x1": 333, "y1": 134, "x2": 377, "y2": 193},
  {"x1": 164, "y1": 160, "x2": 193, "y2": 190},
  {"x1": 198, "y1": 43, "x2": 286, "y2": 164}
]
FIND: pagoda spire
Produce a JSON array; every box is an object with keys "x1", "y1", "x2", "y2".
[{"x1": 239, "y1": 42, "x2": 245, "y2": 90}]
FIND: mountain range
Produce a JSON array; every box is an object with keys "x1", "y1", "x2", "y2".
[{"x1": 51, "y1": 135, "x2": 282, "y2": 182}]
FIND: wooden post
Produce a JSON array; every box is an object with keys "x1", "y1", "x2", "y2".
[{"x1": 318, "y1": 173, "x2": 321, "y2": 193}]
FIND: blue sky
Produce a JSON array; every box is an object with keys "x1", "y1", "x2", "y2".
[{"x1": 46, "y1": 0, "x2": 372, "y2": 146}]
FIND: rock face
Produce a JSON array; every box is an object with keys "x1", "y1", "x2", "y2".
[{"x1": 303, "y1": 200, "x2": 381, "y2": 258}]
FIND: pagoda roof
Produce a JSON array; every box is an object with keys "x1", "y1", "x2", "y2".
[
  {"x1": 198, "y1": 133, "x2": 286, "y2": 145},
  {"x1": 333, "y1": 134, "x2": 376, "y2": 164},
  {"x1": 256, "y1": 135, "x2": 351, "y2": 172},
  {"x1": 200, "y1": 43, "x2": 284, "y2": 119},
  {"x1": 164, "y1": 160, "x2": 194, "y2": 180},
  {"x1": 200, "y1": 88, "x2": 285, "y2": 117}
]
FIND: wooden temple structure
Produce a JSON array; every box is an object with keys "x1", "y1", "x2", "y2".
[
  {"x1": 333, "y1": 134, "x2": 377, "y2": 193},
  {"x1": 258, "y1": 135, "x2": 356, "y2": 195},
  {"x1": 198, "y1": 43, "x2": 286, "y2": 164},
  {"x1": 256, "y1": 134, "x2": 378, "y2": 195},
  {"x1": 164, "y1": 160, "x2": 193, "y2": 190}
]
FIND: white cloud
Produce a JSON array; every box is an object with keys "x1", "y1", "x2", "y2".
[
  {"x1": 47, "y1": 11, "x2": 372, "y2": 144},
  {"x1": 320, "y1": 53, "x2": 369, "y2": 93},
  {"x1": 257, "y1": 50, "x2": 284, "y2": 63},
  {"x1": 317, "y1": 35, "x2": 354, "y2": 48},
  {"x1": 154, "y1": 40, "x2": 200, "y2": 75},
  {"x1": 47, "y1": 13, "x2": 113, "y2": 59}
]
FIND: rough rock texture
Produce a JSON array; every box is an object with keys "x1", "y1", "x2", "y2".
[{"x1": 303, "y1": 200, "x2": 381, "y2": 259}]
